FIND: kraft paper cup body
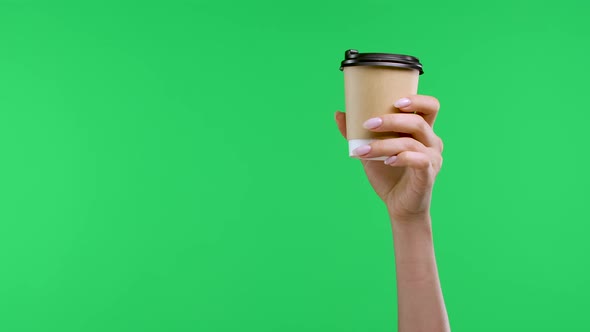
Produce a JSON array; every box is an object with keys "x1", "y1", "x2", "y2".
[{"x1": 343, "y1": 65, "x2": 419, "y2": 160}]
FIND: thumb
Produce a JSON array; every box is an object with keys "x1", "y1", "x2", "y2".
[{"x1": 334, "y1": 111, "x2": 347, "y2": 139}]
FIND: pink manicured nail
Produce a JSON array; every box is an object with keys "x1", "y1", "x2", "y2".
[
  {"x1": 363, "y1": 117, "x2": 383, "y2": 129},
  {"x1": 384, "y1": 156, "x2": 398, "y2": 165},
  {"x1": 394, "y1": 98, "x2": 411, "y2": 108},
  {"x1": 353, "y1": 145, "x2": 371, "y2": 156}
]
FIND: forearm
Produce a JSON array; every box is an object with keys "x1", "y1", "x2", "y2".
[{"x1": 391, "y1": 214, "x2": 450, "y2": 332}]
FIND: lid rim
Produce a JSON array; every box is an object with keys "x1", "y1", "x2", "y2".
[
  {"x1": 340, "y1": 62, "x2": 422, "y2": 71},
  {"x1": 340, "y1": 49, "x2": 424, "y2": 75}
]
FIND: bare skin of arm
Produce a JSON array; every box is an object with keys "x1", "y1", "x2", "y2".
[{"x1": 335, "y1": 94, "x2": 450, "y2": 332}]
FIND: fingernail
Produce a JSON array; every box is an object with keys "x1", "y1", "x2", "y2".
[
  {"x1": 353, "y1": 145, "x2": 371, "y2": 156},
  {"x1": 384, "y1": 156, "x2": 398, "y2": 165},
  {"x1": 394, "y1": 98, "x2": 411, "y2": 108},
  {"x1": 363, "y1": 117, "x2": 383, "y2": 129}
]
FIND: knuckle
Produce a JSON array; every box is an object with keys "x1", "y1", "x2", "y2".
[
  {"x1": 421, "y1": 120, "x2": 430, "y2": 133},
  {"x1": 431, "y1": 97, "x2": 441, "y2": 112},
  {"x1": 437, "y1": 136, "x2": 444, "y2": 151},
  {"x1": 433, "y1": 155, "x2": 443, "y2": 171},
  {"x1": 419, "y1": 157, "x2": 431, "y2": 169},
  {"x1": 429, "y1": 150, "x2": 443, "y2": 170},
  {"x1": 414, "y1": 115, "x2": 429, "y2": 132}
]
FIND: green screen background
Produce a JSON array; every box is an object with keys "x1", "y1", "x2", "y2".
[{"x1": 1, "y1": 0, "x2": 588, "y2": 331}]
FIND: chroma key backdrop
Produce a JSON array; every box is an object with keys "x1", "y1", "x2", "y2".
[{"x1": 0, "y1": 0, "x2": 589, "y2": 331}]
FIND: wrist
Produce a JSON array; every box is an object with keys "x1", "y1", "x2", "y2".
[
  {"x1": 389, "y1": 212, "x2": 433, "y2": 239},
  {"x1": 388, "y1": 209, "x2": 432, "y2": 226}
]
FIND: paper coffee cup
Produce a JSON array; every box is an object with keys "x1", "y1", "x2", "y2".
[{"x1": 340, "y1": 49, "x2": 424, "y2": 160}]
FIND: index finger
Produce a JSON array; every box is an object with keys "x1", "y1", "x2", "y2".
[{"x1": 394, "y1": 95, "x2": 440, "y2": 127}]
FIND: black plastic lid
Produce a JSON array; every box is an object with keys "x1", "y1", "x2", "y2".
[{"x1": 340, "y1": 49, "x2": 424, "y2": 75}]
